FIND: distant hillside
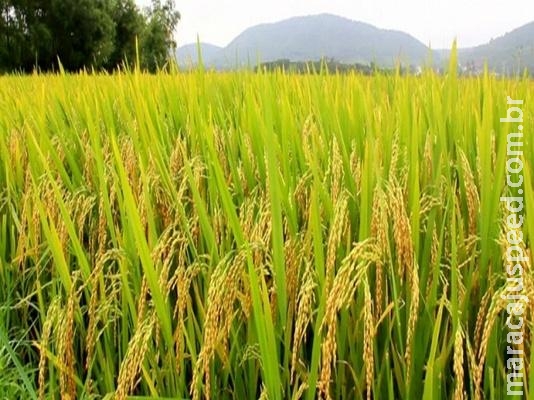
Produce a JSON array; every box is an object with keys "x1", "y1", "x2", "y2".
[
  {"x1": 176, "y1": 43, "x2": 222, "y2": 66},
  {"x1": 177, "y1": 14, "x2": 432, "y2": 69},
  {"x1": 448, "y1": 22, "x2": 534, "y2": 74},
  {"x1": 175, "y1": 14, "x2": 534, "y2": 75}
]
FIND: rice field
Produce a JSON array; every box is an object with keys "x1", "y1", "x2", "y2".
[{"x1": 0, "y1": 61, "x2": 532, "y2": 399}]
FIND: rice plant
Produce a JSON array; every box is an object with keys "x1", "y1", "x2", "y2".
[{"x1": 0, "y1": 62, "x2": 532, "y2": 399}]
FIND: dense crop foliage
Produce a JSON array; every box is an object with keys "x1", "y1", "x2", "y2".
[{"x1": 0, "y1": 64, "x2": 532, "y2": 399}]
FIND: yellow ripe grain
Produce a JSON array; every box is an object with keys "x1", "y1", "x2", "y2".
[
  {"x1": 291, "y1": 260, "x2": 316, "y2": 383},
  {"x1": 363, "y1": 278, "x2": 374, "y2": 400},
  {"x1": 453, "y1": 327, "x2": 465, "y2": 400},
  {"x1": 325, "y1": 194, "x2": 348, "y2": 292},
  {"x1": 38, "y1": 299, "x2": 60, "y2": 400},
  {"x1": 115, "y1": 312, "x2": 156, "y2": 400}
]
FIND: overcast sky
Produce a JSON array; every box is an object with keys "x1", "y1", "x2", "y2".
[{"x1": 137, "y1": 0, "x2": 534, "y2": 49}]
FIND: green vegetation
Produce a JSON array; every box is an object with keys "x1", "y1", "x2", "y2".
[
  {"x1": 255, "y1": 58, "x2": 422, "y2": 75},
  {"x1": 256, "y1": 59, "x2": 375, "y2": 74},
  {"x1": 0, "y1": 0, "x2": 179, "y2": 72},
  {"x1": 0, "y1": 63, "x2": 532, "y2": 399}
]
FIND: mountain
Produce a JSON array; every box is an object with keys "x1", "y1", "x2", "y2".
[
  {"x1": 176, "y1": 43, "x2": 222, "y2": 66},
  {"x1": 455, "y1": 22, "x2": 534, "y2": 74},
  {"x1": 176, "y1": 14, "x2": 432, "y2": 69},
  {"x1": 216, "y1": 14, "x2": 430, "y2": 67},
  {"x1": 174, "y1": 14, "x2": 534, "y2": 74}
]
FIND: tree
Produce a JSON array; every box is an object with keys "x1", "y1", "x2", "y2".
[
  {"x1": 45, "y1": 0, "x2": 115, "y2": 70},
  {"x1": 140, "y1": 0, "x2": 180, "y2": 72},
  {"x1": 0, "y1": 0, "x2": 180, "y2": 72},
  {"x1": 0, "y1": 0, "x2": 51, "y2": 71},
  {"x1": 105, "y1": 0, "x2": 144, "y2": 70}
]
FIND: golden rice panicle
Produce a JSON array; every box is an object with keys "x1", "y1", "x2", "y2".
[
  {"x1": 239, "y1": 197, "x2": 256, "y2": 243},
  {"x1": 285, "y1": 235, "x2": 308, "y2": 324},
  {"x1": 398, "y1": 146, "x2": 409, "y2": 191},
  {"x1": 8, "y1": 129, "x2": 27, "y2": 170},
  {"x1": 404, "y1": 260, "x2": 420, "y2": 386},
  {"x1": 191, "y1": 253, "x2": 243, "y2": 400},
  {"x1": 257, "y1": 199, "x2": 273, "y2": 246},
  {"x1": 370, "y1": 186, "x2": 389, "y2": 317},
  {"x1": 349, "y1": 143, "x2": 362, "y2": 193},
  {"x1": 294, "y1": 171, "x2": 312, "y2": 222},
  {"x1": 465, "y1": 337, "x2": 479, "y2": 397},
  {"x1": 425, "y1": 226, "x2": 441, "y2": 300},
  {"x1": 153, "y1": 227, "x2": 185, "y2": 298},
  {"x1": 38, "y1": 299, "x2": 61, "y2": 400},
  {"x1": 325, "y1": 193, "x2": 348, "y2": 292},
  {"x1": 119, "y1": 136, "x2": 139, "y2": 197},
  {"x1": 170, "y1": 137, "x2": 185, "y2": 179},
  {"x1": 149, "y1": 164, "x2": 174, "y2": 226},
  {"x1": 115, "y1": 312, "x2": 156, "y2": 400},
  {"x1": 453, "y1": 327, "x2": 466, "y2": 400},
  {"x1": 388, "y1": 133, "x2": 408, "y2": 189},
  {"x1": 85, "y1": 255, "x2": 106, "y2": 372},
  {"x1": 291, "y1": 260, "x2": 316, "y2": 382},
  {"x1": 386, "y1": 179, "x2": 413, "y2": 282},
  {"x1": 212, "y1": 207, "x2": 226, "y2": 245},
  {"x1": 318, "y1": 240, "x2": 379, "y2": 400},
  {"x1": 459, "y1": 150, "x2": 480, "y2": 236},
  {"x1": 50, "y1": 136, "x2": 66, "y2": 169},
  {"x1": 81, "y1": 131, "x2": 95, "y2": 190},
  {"x1": 259, "y1": 383, "x2": 269, "y2": 400},
  {"x1": 370, "y1": 186, "x2": 389, "y2": 258},
  {"x1": 293, "y1": 382, "x2": 309, "y2": 400},
  {"x1": 95, "y1": 195, "x2": 108, "y2": 256},
  {"x1": 136, "y1": 276, "x2": 149, "y2": 322},
  {"x1": 85, "y1": 249, "x2": 123, "y2": 372},
  {"x1": 214, "y1": 127, "x2": 230, "y2": 177},
  {"x1": 418, "y1": 191, "x2": 441, "y2": 223},
  {"x1": 71, "y1": 189, "x2": 97, "y2": 242},
  {"x1": 473, "y1": 289, "x2": 492, "y2": 356},
  {"x1": 474, "y1": 289, "x2": 507, "y2": 400},
  {"x1": 58, "y1": 280, "x2": 79, "y2": 400},
  {"x1": 172, "y1": 261, "x2": 201, "y2": 373},
  {"x1": 14, "y1": 174, "x2": 31, "y2": 266},
  {"x1": 330, "y1": 137, "x2": 344, "y2": 205},
  {"x1": 388, "y1": 132, "x2": 400, "y2": 180},
  {"x1": 363, "y1": 277, "x2": 374, "y2": 400}
]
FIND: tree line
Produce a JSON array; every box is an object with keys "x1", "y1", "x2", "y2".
[{"x1": 0, "y1": 0, "x2": 179, "y2": 72}]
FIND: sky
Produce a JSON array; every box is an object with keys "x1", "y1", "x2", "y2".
[{"x1": 137, "y1": 0, "x2": 534, "y2": 49}]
